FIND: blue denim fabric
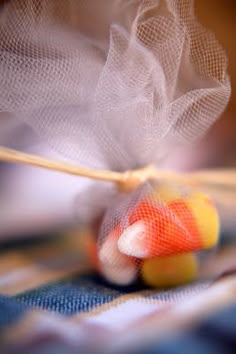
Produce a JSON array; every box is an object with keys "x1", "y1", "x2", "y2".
[
  {"x1": 15, "y1": 274, "x2": 144, "y2": 315},
  {"x1": 0, "y1": 295, "x2": 26, "y2": 328},
  {"x1": 15, "y1": 275, "x2": 119, "y2": 315}
]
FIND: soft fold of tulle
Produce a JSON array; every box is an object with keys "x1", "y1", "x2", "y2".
[{"x1": 0, "y1": 0, "x2": 230, "y2": 170}]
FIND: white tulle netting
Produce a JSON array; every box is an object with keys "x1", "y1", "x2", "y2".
[
  {"x1": 0, "y1": 0, "x2": 230, "y2": 169},
  {"x1": 0, "y1": 0, "x2": 231, "y2": 285}
]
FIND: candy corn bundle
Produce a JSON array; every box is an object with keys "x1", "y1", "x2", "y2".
[
  {"x1": 0, "y1": 0, "x2": 232, "y2": 289},
  {"x1": 97, "y1": 182, "x2": 219, "y2": 287}
]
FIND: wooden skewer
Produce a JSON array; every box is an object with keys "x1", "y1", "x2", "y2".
[
  {"x1": 0, "y1": 146, "x2": 235, "y2": 191},
  {"x1": 185, "y1": 169, "x2": 236, "y2": 187},
  {"x1": 0, "y1": 146, "x2": 159, "y2": 191},
  {"x1": 0, "y1": 146, "x2": 123, "y2": 182}
]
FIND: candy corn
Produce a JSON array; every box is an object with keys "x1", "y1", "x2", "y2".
[
  {"x1": 98, "y1": 225, "x2": 138, "y2": 285},
  {"x1": 141, "y1": 253, "x2": 198, "y2": 288},
  {"x1": 118, "y1": 190, "x2": 219, "y2": 258},
  {"x1": 184, "y1": 192, "x2": 219, "y2": 249},
  {"x1": 97, "y1": 185, "x2": 219, "y2": 287}
]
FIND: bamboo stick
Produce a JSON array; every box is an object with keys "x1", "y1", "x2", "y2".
[
  {"x1": 0, "y1": 146, "x2": 123, "y2": 183},
  {"x1": 0, "y1": 146, "x2": 235, "y2": 191},
  {"x1": 0, "y1": 146, "x2": 159, "y2": 191}
]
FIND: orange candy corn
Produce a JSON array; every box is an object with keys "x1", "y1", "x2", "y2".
[
  {"x1": 118, "y1": 191, "x2": 219, "y2": 259},
  {"x1": 98, "y1": 225, "x2": 138, "y2": 285},
  {"x1": 118, "y1": 201, "x2": 192, "y2": 258}
]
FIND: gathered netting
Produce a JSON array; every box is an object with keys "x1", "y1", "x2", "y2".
[{"x1": 0, "y1": 0, "x2": 231, "y2": 286}]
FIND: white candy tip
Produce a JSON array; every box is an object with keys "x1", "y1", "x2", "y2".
[
  {"x1": 118, "y1": 221, "x2": 149, "y2": 258},
  {"x1": 100, "y1": 264, "x2": 137, "y2": 286}
]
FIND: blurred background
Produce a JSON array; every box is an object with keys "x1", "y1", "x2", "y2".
[
  {"x1": 195, "y1": 0, "x2": 236, "y2": 167},
  {"x1": 0, "y1": 0, "x2": 235, "y2": 239}
]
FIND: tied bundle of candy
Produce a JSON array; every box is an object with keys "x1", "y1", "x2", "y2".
[
  {"x1": 0, "y1": 0, "x2": 232, "y2": 290},
  {"x1": 93, "y1": 182, "x2": 219, "y2": 287}
]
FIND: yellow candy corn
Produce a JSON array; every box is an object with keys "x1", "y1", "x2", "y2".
[
  {"x1": 141, "y1": 253, "x2": 198, "y2": 288},
  {"x1": 185, "y1": 192, "x2": 220, "y2": 249}
]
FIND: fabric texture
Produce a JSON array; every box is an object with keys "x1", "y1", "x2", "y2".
[{"x1": 0, "y1": 231, "x2": 235, "y2": 354}]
